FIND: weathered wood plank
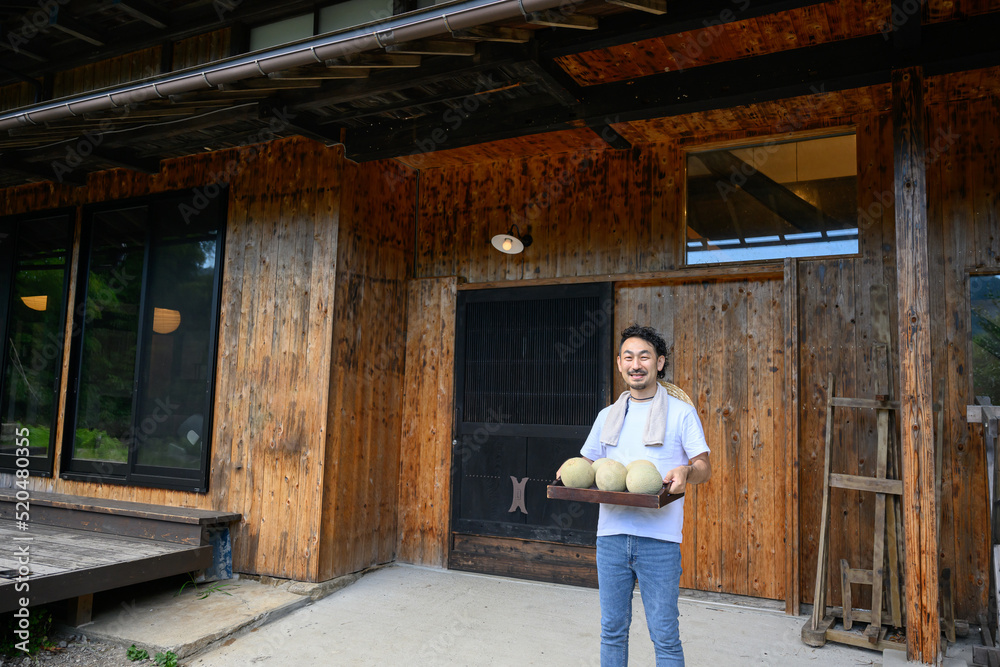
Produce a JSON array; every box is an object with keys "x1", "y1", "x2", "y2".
[
  {"x1": 893, "y1": 65, "x2": 939, "y2": 664},
  {"x1": 397, "y1": 277, "x2": 457, "y2": 567},
  {"x1": 783, "y1": 258, "x2": 800, "y2": 615}
]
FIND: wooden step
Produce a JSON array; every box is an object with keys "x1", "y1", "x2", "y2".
[{"x1": 0, "y1": 490, "x2": 240, "y2": 546}]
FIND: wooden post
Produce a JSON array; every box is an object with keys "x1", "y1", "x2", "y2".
[
  {"x1": 783, "y1": 257, "x2": 800, "y2": 616},
  {"x1": 66, "y1": 594, "x2": 93, "y2": 627},
  {"x1": 892, "y1": 65, "x2": 940, "y2": 665}
]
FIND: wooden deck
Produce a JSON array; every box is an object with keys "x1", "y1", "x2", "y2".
[
  {"x1": 0, "y1": 490, "x2": 239, "y2": 618},
  {"x1": 0, "y1": 519, "x2": 211, "y2": 613}
]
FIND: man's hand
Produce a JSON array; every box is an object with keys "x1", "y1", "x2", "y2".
[{"x1": 663, "y1": 453, "x2": 711, "y2": 495}]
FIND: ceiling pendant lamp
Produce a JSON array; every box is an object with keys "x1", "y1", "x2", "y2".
[{"x1": 490, "y1": 224, "x2": 533, "y2": 255}]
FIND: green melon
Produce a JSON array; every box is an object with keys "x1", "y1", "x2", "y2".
[
  {"x1": 561, "y1": 457, "x2": 596, "y2": 489},
  {"x1": 626, "y1": 464, "x2": 665, "y2": 494},
  {"x1": 626, "y1": 459, "x2": 658, "y2": 474},
  {"x1": 591, "y1": 457, "x2": 612, "y2": 473},
  {"x1": 595, "y1": 460, "x2": 628, "y2": 492}
]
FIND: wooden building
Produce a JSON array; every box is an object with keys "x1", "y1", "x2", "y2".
[{"x1": 0, "y1": 0, "x2": 998, "y2": 662}]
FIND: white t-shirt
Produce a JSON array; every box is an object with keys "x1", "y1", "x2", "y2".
[{"x1": 580, "y1": 395, "x2": 710, "y2": 543}]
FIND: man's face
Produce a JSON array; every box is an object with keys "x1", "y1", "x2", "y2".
[{"x1": 617, "y1": 336, "x2": 665, "y2": 392}]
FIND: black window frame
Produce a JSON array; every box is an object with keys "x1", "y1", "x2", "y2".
[
  {"x1": 0, "y1": 208, "x2": 74, "y2": 477},
  {"x1": 60, "y1": 189, "x2": 226, "y2": 493}
]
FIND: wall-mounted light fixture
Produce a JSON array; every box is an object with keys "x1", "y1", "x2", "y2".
[
  {"x1": 20, "y1": 296, "x2": 47, "y2": 311},
  {"x1": 153, "y1": 308, "x2": 181, "y2": 334},
  {"x1": 490, "y1": 224, "x2": 533, "y2": 255}
]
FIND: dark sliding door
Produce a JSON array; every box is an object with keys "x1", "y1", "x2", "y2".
[{"x1": 452, "y1": 283, "x2": 612, "y2": 547}]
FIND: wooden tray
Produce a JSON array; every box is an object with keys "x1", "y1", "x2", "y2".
[{"x1": 547, "y1": 479, "x2": 683, "y2": 508}]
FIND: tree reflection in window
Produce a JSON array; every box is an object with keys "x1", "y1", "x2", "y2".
[
  {"x1": 0, "y1": 214, "x2": 71, "y2": 474},
  {"x1": 971, "y1": 274, "x2": 1000, "y2": 404}
]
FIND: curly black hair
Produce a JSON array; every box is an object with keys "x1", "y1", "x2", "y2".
[{"x1": 619, "y1": 324, "x2": 669, "y2": 379}]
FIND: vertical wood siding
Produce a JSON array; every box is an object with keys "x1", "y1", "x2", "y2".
[
  {"x1": 318, "y1": 160, "x2": 416, "y2": 580},
  {"x1": 616, "y1": 280, "x2": 787, "y2": 601},
  {"x1": 396, "y1": 277, "x2": 457, "y2": 567}
]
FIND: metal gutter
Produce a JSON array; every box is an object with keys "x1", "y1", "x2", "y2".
[{"x1": 0, "y1": 0, "x2": 584, "y2": 132}]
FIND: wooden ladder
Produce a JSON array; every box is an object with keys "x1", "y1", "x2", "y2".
[
  {"x1": 802, "y1": 361, "x2": 907, "y2": 651},
  {"x1": 802, "y1": 285, "x2": 906, "y2": 651}
]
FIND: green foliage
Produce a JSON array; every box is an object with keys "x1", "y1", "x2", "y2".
[
  {"x1": 972, "y1": 276, "x2": 1000, "y2": 403},
  {"x1": 73, "y1": 427, "x2": 127, "y2": 462},
  {"x1": 175, "y1": 572, "x2": 239, "y2": 600},
  {"x1": 0, "y1": 608, "x2": 54, "y2": 657},
  {"x1": 127, "y1": 644, "x2": 150, "y2": 661},
  {"x1": 154, "y1": 650, "x2": 179, "y2": 667}
]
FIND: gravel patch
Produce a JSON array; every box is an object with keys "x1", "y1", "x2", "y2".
[{"x1": 0, "y1": 632, "x2": 154, "y2": 667}]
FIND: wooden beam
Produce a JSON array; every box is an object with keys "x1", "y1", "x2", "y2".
[
  {"x1": 47, "y1": 7, "x2": 106, "y2": 46},
  {"x1": 324, "y1": 54, "x2": 422, "y2": 68},
  {"x1": 270, "y1": 68, "x2": 371, "y2": 80},
  {"x1": 385, "y1": 40, "x2": 476, "y2": 56},
  {"x1": 260, "y1": 106, "x2": 342, "y2": 146},
  {"x1": 605, "y1": 0, "x2": 667, "y2": 14},
  {"x1": 450, "y1": 26, "x2": 532, "y2": 43},
  {"x1": 111, "y1": 0, "x2": 169, "y2": 29},
  {"x1": 541, "y1": 0, "x2": 814, "y2": 57},
  {"x1": 525, "y1": 10, "x2": 599, "y2": 30},
  {"x1": 89, "y1": 147, "x2": 161, "y2": 174},
  {"x1": 221, "y1": 78, "x2": 323, "y2": 91},
  {"x1": 0, "y1": 155, "x2": 87, "y2": 186},
  {"x1": 588, "y1": 123, "x2": 630, "y2": 149},
  {"x1": 892, "y1": 65, "x2": 939, "y2": 665}
]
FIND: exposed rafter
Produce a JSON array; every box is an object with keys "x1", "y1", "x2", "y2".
[
  {"x1": 525, "y1": 11, "x2": 598, "y2": 30},
  {"x1": 450, "y1": 26, "x2": 533, "y2": 43},
  {"x1": 604, "y1": 0, "x2": 667, "y2": 15},
  {"x1": 385, "y1": 40, "x2": 477, "y2": 56},
  {"x1": 111, "y1": 0, "x2": 169, "y2": 29},
  {"x1": 47, "y1": 7, "x2": 106, "y2": 46},
  {"x1": 325, "y1": 55, "x2": 422, "y2": 70}
]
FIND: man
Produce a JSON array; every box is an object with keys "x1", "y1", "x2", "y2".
[{"x1": 560, "y1": 324, "x2": 711, "y2": 666}]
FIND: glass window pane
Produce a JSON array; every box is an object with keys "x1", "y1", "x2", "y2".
[
  {"x1": 686, "y1": 134, "x2": 859, "y2": 264},
  {"x1": 249, "y1": 14, "x2": 314, "y2": 51},
  {"x1": 971, "y1": 274, "x2": 1000, "y2": 404},
  {"x1": 133, "y1": 221, "x2": 220, "y2": 470},
  {"x1": 0, "y1": 216, "x2": 70, "y2": 461},
  {"x1": 73, "y1": 208, "x2": 145, "y2": 465},
  {"x1": 320, "y1": 0, "x2": 395, "y2": 32}
]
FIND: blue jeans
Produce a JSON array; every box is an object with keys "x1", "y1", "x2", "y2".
[{"x1": 596, "y1": 535, "x2": 683, "y2": 667}]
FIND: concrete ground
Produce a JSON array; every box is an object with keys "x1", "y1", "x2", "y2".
[{"x1": 74, "y1": 564, "x2": 977, "y2": 666}]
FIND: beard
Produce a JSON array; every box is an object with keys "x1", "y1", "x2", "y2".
[{"x1": 625, "y1": 371, "x2": 652, "y2": 388}]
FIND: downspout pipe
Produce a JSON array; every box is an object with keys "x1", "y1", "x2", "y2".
[{"x1": 0, "y1": 0, "x2": 582, "y2": 132}]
